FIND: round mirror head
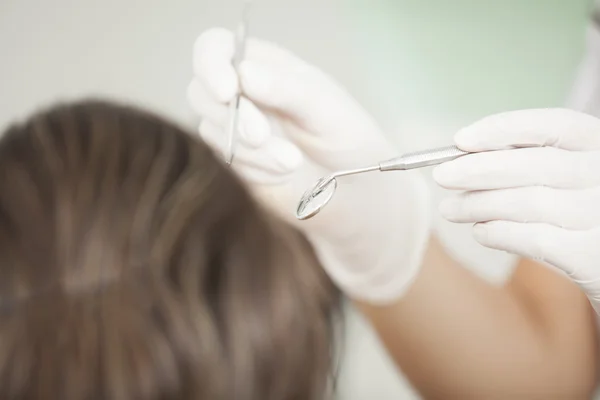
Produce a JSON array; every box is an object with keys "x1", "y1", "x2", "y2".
[{"x1": 296, "y1": 177, "x2": 337, "y2": 220}]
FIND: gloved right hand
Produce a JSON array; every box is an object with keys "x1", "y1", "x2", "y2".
[
  {"x1": 187, "y1": 28, "x2": 431, "y2": 304},
  {"x1": 433, "y1": 108, "x2": 600, "y2": 314}
]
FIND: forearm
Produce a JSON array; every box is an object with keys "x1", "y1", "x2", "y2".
[{"x1": 357, "y1": 236, "x2": 598, "y2": 399}]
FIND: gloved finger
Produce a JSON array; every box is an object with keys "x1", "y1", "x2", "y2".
[
  {"x1": 194, "y1": 28, "x2": 388, "y2": 160},
  {"x1": 188, "y1": 79, "x2": 271, "y2": 147},
  {"x1": 238, "y1": 60, "x2": 314, "y2": 123},
  {"x1": 244, "y1": 36, "x2": 311, "y2": 70},
  {"x1": 192, "y1": 28, "x2": 310, "y2": 104},
  {"x1": 454, "y1": 108, "x2": 600, "y2": 152},
  {"x1": 236, "y1": 97, "x2": 271, "y2": 147},
  {"x1": 199, "y1": 120, "x2": 303, "y2": 175},
  {"x1": 192, "y1": 28, "x2": 238, "y2": 103},
  {"x1": 439, "y1": 186, "x2": 600, "y2": 230},
  {"x1": 471, "y1": 221, "x2": 585, "y2": 276},
  {"x1": 238, "y1": 60, "x2": 383, "y2": 151},
  {"x1": 432, "y1": 146, "x2": 600, "y2": 190},
  {"x1": 240, "y1": 36, "x2": 347, "y2": 132}
]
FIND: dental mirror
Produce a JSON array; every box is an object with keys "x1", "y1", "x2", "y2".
[
  {"x1": 296, "y1": 175, "x2": 339, "y2": 220},
  {"x1": 295, "y1": 145, "x2": 471, "y2": 220}
]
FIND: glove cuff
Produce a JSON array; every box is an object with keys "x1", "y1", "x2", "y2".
[{"x1": 310, "y1": 173, "x2": 432, "y2": 305}]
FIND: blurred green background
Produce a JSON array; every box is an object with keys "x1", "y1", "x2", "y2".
[{"x1": 342, "y1": 0, "x2": 594, "y2": 141}]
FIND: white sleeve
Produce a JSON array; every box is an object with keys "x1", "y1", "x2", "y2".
[{"x1": 566, "y1": 0, "x2": 600, "y2": 116}]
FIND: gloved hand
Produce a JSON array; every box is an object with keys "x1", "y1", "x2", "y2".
[
  {"x1": 433, "y1": 108, "x2": 600, "y2": 313},
  {"x1": 188, "y1": 28, "x2": 431, "y2": 304}
]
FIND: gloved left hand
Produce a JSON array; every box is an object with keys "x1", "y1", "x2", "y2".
[
  {"x1": 433, "y1": 108, "x2": 600, "y2": 313},
  {"x1": 187, "y1": 28, "x2": 431, "y2": 304}
]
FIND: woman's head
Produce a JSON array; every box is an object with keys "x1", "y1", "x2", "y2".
[{"x1": 0, "y1": 99, "x2": 338, "y2": 400}]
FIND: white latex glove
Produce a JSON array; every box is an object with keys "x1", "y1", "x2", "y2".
[
  {"x1": 433, "y1": 108, "x2": 600, "y2": 313},
  {"x1": 188, "y1": 28, "x2": 431, "y2": 304}
]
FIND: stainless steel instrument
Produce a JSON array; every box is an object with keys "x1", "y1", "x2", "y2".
[{"x1": 296, "y1": 145, "x2": 469, "y2": 220}]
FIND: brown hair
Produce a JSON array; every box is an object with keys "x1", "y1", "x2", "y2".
[{"x1": 0, "y1": 99, "x2": 339, "y2": 399}]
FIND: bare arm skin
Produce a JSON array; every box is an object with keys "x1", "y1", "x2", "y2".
[{"x1": 357, "y1": 236, "x2": 598, "y2": 400}]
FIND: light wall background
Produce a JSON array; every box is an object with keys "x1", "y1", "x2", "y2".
[{"x1": 0, "y1": 1, "x2": 594, "y2": 399}]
